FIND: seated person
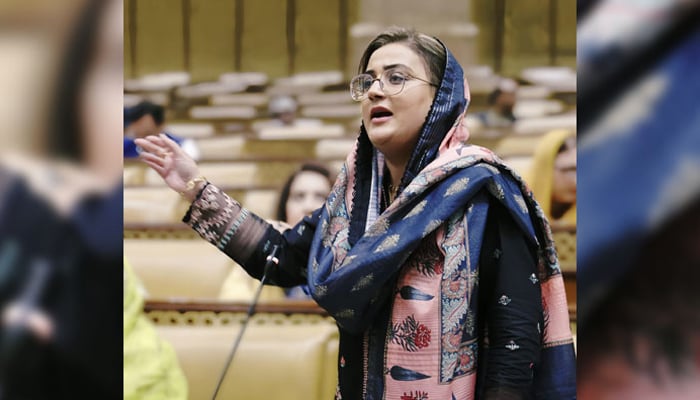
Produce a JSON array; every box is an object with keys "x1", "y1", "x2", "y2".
[
  {"x1": 468, "y1": 78, "x2": 518, "y2": 133},
  {"x1": 251, "y1": 95, "x2": 322, "y2": 132},
  {"x1": 124, "y1": 101, "x2": 199, "y2": 160},
  {"x1": 274, "y1": 163, "x2": 334, "y2": 299},
  {"x1": 525, "y1": 129, "x2": 577, "y2": 227},
  {"x1": 218, "y1": 163, "x2": 334, "y2": 301}
]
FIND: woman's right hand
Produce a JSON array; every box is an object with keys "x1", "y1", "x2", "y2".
[{"x1": 134, "y1": 134, "x2": 205, "y2": 201}]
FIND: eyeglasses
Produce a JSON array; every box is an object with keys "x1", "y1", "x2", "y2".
[{"x1": 349, "y1": 68, "x2": 436, "y2": 101}]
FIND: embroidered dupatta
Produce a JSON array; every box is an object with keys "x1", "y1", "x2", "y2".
[{"x1": 307, "y1": 43, "x2": 575, "y2": 399}]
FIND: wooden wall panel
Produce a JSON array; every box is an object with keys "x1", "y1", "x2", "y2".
[
  {"x1": 502, "y1": 0, "x2": 550, "y2": 76},
  {"x1": 346, "y1": 0, "x2": 359, "y2": 29},
  {"x1": 556, "y1": 0, "x2": 576, "y2": 68},
  {"x1": 134, "y1": 0, "x2": 186, "y2": 76},
  {"x1": 125, "y1": 0, "x2": 575, "y2": 80},
  {"x1": 294, "y1": 0, "x2": 341, "y2": 73},
  {"x1": 124, "y1": 0, "x2": 133, "y2": 78},
  {"x1": 188, "y1": 0, "x2": 237, "y2": 82},
  {"x1": 471, "y1": 0, "x2": 499, "y2": 70},
  {"x1": 239, "y1": 0, "x2": 288, "y2": 77}
]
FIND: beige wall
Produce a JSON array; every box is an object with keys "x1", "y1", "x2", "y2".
[
  {"x1": 472, "y1": 0, "x2": 576, "y2": 77},
  {"x1": 125, "y1": 0, "x2": 575, "y2": 81}
]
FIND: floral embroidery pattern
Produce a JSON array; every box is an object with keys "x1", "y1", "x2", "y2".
[
  {"x1": 390, "y1": 315, "x2": 431, "y2": 351},
  {"x1": 506, "y1": 340, "x2": 520, "y2": 351},
  {"x1": 513, "y1": 192, "x2": 529, "y2": 214},
  {"x1": 366, "y1": 216, "x2": 390, "y2": 237},
  {"x1": 351, "y1": 272, "x2": 374, "y2": 292},
  {"x1": 423, "y1": 219, "x2": 443, "y2": 236},
  {"x1": 444, "y1": 177, "x2": 470, "y2": 197},
  {"x1": 188, "y1": 185, "x2": 240, "y2": 244},
  {"x1": 498, "y1": 295, "x2": 511, "y2": 306},
  {"x1": 529, "y1": 273, "x2": 539, "y2": 284},
  {"x1": 375, "y1": 234, "x2": 400, "y2": 253},
  {"x1": 440, "y1": 211, "x2": 480, "y2": 383},
  {"x1": 404, "y1": 199, "x2": 427, "y2": 219},
  {"x1": 408, "y1": 237, "x2": 443, "y2": 277},
  {"x1": 401, "y1": 391, "x2": 429, "y2": 400}
]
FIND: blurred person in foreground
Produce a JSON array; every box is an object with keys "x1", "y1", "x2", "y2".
[
  {"x1": 137, "y1": 27, "x2": 575, "y2": 398},
  {"x1": 0, "y1": 0, "x2": 122, "y2": 398},
  {"x1": 218, "y1": 162, "x2": 334, "y2": 301},
  {"x1": 525, "y1": 130, "x2": 576, "y2": 229},
  {"x1": 124, "y1": 100, "x2": 200, "y2": 161},
  {"x1": 123, "y1": 258, "x2": 187, "y2": 399},
  {"x1": 251, "y1": 95, "x2": 322, "y2": 132},
  {"x1": 577, "y1": 1, "x2": 700, "y2": 398}
]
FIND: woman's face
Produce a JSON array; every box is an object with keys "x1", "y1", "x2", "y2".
[
  {"x1": 285, "y1": 171, "x2": 331, "y2": 225},
  {"x1": 552, "y1": 141, "x2": 577, "y2": 205},
  {"x1": 361, "y1": 43, "x2": 436, "y2": 162}
]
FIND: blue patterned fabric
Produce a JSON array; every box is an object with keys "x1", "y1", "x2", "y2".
[
  {"x1": 578, "y1": 25, "x2": 700, "y2": 322},
  {"x1": 308, "y1": 157, "x2": 546, "y2": 333}
]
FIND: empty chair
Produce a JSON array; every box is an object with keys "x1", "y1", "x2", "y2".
[{"x1": 125, "y1": 238, "x2": 236, "y2": 300}]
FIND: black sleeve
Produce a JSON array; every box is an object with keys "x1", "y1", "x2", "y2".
[
  {"x1": 241, "y1": 207, "x2": 323, "y2": 287},
  {"x1": 479, "y1": 201, "x2": 543, "y2": 400},
  {"x1": 183, "y1": 183, "x2": 322, "y2": 288}
]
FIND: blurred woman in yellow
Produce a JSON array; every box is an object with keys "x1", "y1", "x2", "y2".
[
  {"x1": 526, "y1": 130, "x2": 577, "y2": 227},
  {"x1": 124, "y1": 259, "x2": 187, "y2": 400}
]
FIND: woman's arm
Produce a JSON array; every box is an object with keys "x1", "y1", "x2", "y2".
[
  {"x1": 134, "y1": 133, "x2": 317, "y2": 287},
  {"x1": 183, "y1": 183, "x2": 318, "y2": 287}
]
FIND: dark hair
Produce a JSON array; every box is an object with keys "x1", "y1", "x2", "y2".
[
  {"x1": 487, "y1": 88, "x2": 502, "y2": 105},
  {"x1": 358, "y1": 27, "x2": 446, "y2": 87},
  {"x1": 556, "y1": 134, "x2": 576, "y2": 154},
  {"x1": 47, "y1": 0, "x2": 108, "y2": 161},
  {"x1": 276, "y1": 163, "x2": 333, "y2": 222},
  {"x1": 124, "y1": 101, "x2": 166, "y2": 127}
]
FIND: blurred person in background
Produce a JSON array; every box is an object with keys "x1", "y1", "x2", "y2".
[
  {"x1": 471, "y1": 78, "x2": 518, "y2": 131},
  {"x1": 251, "y1": 95, "x2": 322, "y2": 132},
  {"x1": 275, "y1": 162, "x2": 334, "y2": 299},
  {"x1": 218, "y1": 162, "x2": 334, "y2": 301},
  {"x1": 0, "y1": 0, "x2": 122, "y2": 398},
  {"x1": 525, "y1": 130, "x2": 576, "y2": 228},
  {"x1": 268, "y1": 95, "x2": 298, "y2": 126},
  {"x1": 275, "y1": 162, "x2": 335, "y2": 230},
  {"x1": 124, "y1": 100, "x2": 200, "y2": 161},
  {"x1": 577, "y1": 1, "x2": 700, "y2": 398}
]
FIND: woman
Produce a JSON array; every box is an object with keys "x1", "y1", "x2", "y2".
[
  {"x1": 137, "y1": 27, "x2": 575, "y2": 399},
  {"x1": 0, "y1": 0, "x2": 124, "y2": 398},
  {"x1": 276, "y1": 162, "x2": 334, "y2": 298},
  {"x1": 526, "y1": 130, "x2": 577, "y2": 227},
  {"x1": 276, "y1": 162, "x2": 334, "y2": 227}
]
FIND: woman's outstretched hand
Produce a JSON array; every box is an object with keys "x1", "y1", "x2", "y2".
[{"x1": 134, "y1": 134, "x2": 205, "y2": 201}]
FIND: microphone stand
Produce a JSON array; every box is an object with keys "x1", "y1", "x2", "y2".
[{"x1": 210, "y1": 245, "x2": 280, "y2": 400}]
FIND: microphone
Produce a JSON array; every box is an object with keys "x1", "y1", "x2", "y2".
[{"x1": 210, "y1": 245, "x2": 280, "y2": 400}]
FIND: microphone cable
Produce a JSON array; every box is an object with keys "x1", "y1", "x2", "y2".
[{"x1": 210, "y1": 245, "x2": 280, "y2": 400}]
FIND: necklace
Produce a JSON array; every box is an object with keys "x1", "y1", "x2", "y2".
[
  {"x1": 387, "y1": 183, "x2": 399, "y2": 202},
  {"x1": 384, "y1": 181, "x2": 400, "y2": 209}
]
